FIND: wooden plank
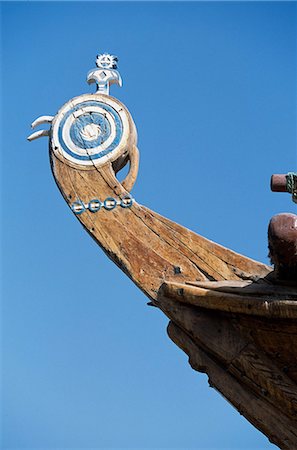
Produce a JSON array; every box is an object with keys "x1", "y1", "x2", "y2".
[
  {"x1": 158, "y1": 296, "x2": 297, "y2": 422},
  {"x1": 32, "y1": 63, "x2": 297, "y2": 450},
  {"x1": 51, "y1": 153, "x2": 271, "y2": 302},
  {"x1": 159, "y1": 281, "x2": 297, "y2": 319},
  {"x1": 168, "y1": 321, "x2": 297, "y2": 449}
]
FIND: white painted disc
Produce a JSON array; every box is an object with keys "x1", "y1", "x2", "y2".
[{"x1": 51, "y1": 94, "x2": 135, "y2": 168}]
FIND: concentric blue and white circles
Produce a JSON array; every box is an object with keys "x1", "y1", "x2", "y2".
[
  {"x1": 56, "y1": 100, "x2": 123, "y2": 164},
  {"x1": 69, "y1": 112, "x2": 111, "y2": 149}
]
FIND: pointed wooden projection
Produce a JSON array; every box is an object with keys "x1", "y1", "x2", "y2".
[{"x1": 28, "y1": 54, "x2": 297, "y2": 449}]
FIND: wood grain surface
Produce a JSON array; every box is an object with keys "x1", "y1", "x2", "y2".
[{"x1": 50, "y1": 140, "x2": 296, "y2": 449}]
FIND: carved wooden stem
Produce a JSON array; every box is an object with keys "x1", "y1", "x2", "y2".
[
  {"x1": 51, "y1": 152, "x2": 271, "y2": 301},
  {"x1": 29, "y1": 57, "x2": 297, "y2": 448}
]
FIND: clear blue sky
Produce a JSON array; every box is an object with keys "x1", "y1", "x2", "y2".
[{"x1": 1, "y1": 1, "x2": 296, "y2": 449}]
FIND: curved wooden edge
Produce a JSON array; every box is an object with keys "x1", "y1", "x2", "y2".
[
  {"x1": 185, "y1": 279, "x2": 297, "y2": 296},
  {"x1": 158, "y1": 281, "x2": 297, "y2": 319},
  {"x1": 148, "y1": 207, "x2": 272, "y2": 281},
  {"x1": 121, "y1": 145, "x2": 139, "y2": 192},
  {"x1": 50, "y1": 149, "x2": 273, "y2": 301}
]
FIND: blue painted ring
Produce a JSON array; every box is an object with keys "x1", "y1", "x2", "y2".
[
  {"x1": 104, "y1": 197, "x2": 117, "y2": 210},
  {"x1": 57, "y1": 101, "x2": 123, "y2": 162},
  {"x1": 88, "y1": 198, "x2": 102, "y2": 213}
]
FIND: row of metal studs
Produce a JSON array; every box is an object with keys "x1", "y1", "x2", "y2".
[{"x1": 71, "y1": 195, "x2": 134, "y2": 215}]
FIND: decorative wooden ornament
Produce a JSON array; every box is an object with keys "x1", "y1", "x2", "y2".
[
  {"x1": 28, "y1": 54, "x2": 297, "y2": 449},
  {"x1": 28, "y1": 53, "x2": 139, "y2": 190}
]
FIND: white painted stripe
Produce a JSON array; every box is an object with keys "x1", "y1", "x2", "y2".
[
  {"x1": 51, "y1": 94, "x2": 132, "y2": 167},
  {"x1": 62, "y1": 106, "x2": 117, "y2": 156}
]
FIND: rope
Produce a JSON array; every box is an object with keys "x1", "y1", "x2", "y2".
[{"x1": 286, "y1": 172, "x2": 297, "y2": 204}]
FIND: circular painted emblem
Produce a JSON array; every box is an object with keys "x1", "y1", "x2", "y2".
[{"x1": 51, "y1": 94, "x2": 133, "y2": 167}]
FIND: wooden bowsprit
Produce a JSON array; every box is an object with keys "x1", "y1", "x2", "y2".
[{"x1": 28, "y1": 54, "x2": 297, "y2": 449}]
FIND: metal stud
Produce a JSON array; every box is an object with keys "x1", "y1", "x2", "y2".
[
  {"x1": 104, "y1": 197, "x2": 117, "y2": 210},
  {"x1": 71, "y1": 201, "x2": 86, "y2": 215},
  {"x1": 120, "y1": 195, "x2": 134, "y2": 208},
  {"x1": 88, "y1": 198, "x2": 102, "y2": 213}
]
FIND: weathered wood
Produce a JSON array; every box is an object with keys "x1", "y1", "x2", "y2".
[
  {"x1": 158, "y1": 294, "x2": 297, "y2": 400},
  {"x1": 168, "y1": 322, "x2": 297, "y2": 449},
  {"x1": 185, "y1": 279, "x2": 297, "y2": 296},
  {"x1": 271, "y1": 173, "x2": 297, "y2": 203},
  {"x1": 157, "y1": 288, "x2": 297, "y2": 448},
  {"x1": 271, "y1": 174, "x2": 288, "y2": 193},
  {"x1": 159, "y1": 281, "x2": 297, "y2": 319},
  {"x1": 268, "y1": 213, "x2": 297, "y2": 283},
  {"x1": 159, "y1": 295, "x2": 297, "y2": 444},
  {"x1": 29, "y1": 55, "x2": 297, "y2": 448},
  {"x1": 234, "y1": 315, "x2": 297, "y2": 385},
  {"x1": 51, "y1": 153, "x2": 271, "y2": 301},
  {"x1": 49, "y1": 111, "x2": 295, "y2": 448}
]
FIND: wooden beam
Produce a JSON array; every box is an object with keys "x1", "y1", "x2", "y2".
[
  {"x1": 159, "y1": 281, "x2": 297, "y2": 319},
  {"x1": 168, "y1": 321, "x2": 297, "y2": 449}
]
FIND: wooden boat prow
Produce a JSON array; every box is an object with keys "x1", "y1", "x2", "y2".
[
  {"x1": 160, "y1": 278, "x2": 297, "y2": 449},
  {"x1": 28, "y1": 54, "x2": 297, "y2": 449}
]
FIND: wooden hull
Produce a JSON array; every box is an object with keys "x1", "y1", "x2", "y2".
[
  {"x1": 50, "y1": 151, "x2": 297, "y2": 449},
  {"x1": 28, "y1": 55, "x2": 297, "y2": 449},
  {"x1": 51, "y1": 153, "x2": 271, "y2": 294},
  {"x1": 160, "y1": 286, "x2": 297, "y2": 449}
]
